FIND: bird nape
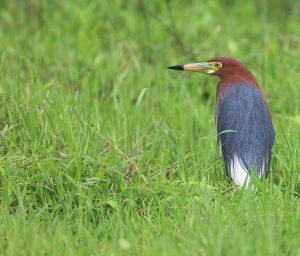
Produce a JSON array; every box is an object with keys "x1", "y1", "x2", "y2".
[{"x1": 168, "y1": 57, "x2": 275, "y2": 188}]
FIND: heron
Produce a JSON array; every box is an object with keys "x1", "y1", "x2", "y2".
[{"x1": 168, "y1": 57, "x2": 275, "y2": 187}]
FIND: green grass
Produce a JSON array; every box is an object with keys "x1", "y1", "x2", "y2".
[{"x1": 0, "y1": 0, "x2": 300, "y2": 255}]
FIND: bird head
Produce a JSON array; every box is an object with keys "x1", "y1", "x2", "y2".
[
  {"x1": 168, "y1": 56, "x2": 261, "y2": 101},
  {"x1": 168, "y1": 57, "x2": 252, "y2": 79}
]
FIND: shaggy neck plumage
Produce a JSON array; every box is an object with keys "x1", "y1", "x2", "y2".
[
  {"x1": 215, "y1": 70, "x2": 270, "y2": 117},
  {"x1": 216, "y1": 69, "x2": 265, "y2": 102}
]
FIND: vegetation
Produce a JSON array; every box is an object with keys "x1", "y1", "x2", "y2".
[{"x1": 0, "y1": 0, "x2": 299, "y2": 255}]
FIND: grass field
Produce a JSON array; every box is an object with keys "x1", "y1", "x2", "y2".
[{"x1": 0, "y1": 0, "x2": 300, "y2": 255}]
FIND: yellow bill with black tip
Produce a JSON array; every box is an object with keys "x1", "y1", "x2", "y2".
[{"x1": 167, "y1": 62, "x2": 222, "y2": 73}]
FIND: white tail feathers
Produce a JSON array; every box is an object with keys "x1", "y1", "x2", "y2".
[
  {"x1": 228, "y1": 155, "x2": 267, "y2": 188},
  {"x1": 228, "y1": 155, "x2": 250, "y2": 188}
]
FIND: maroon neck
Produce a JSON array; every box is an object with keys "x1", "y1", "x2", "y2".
[
  {"x1": 216, "y1": 71, "x2": 265, "y2": 101},
  {"x1": 215, "y1": 72, "x2": 271, "y2": 117}
]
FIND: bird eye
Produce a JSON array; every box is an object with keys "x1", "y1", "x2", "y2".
[{"x1": 215, "y1": 62, "x2": 222, "y2": 69}]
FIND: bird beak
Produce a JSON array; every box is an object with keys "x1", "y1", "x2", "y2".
[{"x1": 167, "y1": 62, "x2": 213, "y2": 73}]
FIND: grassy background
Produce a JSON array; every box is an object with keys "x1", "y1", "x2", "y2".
[{"x1": 0, "y1": 0, "x2": 300, "y2": 255}]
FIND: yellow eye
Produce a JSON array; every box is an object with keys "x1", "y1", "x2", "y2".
[{"x1": 215, "y1": 62, "x2": 222, "y2": 69}]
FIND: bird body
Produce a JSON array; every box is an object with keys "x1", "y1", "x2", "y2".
[
  {"x1": 216, "y1": 83, "x2": 274, "y2": 187},
  {"x1": 168, "y1": 57, "x2": 275, "y2": 187}
]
